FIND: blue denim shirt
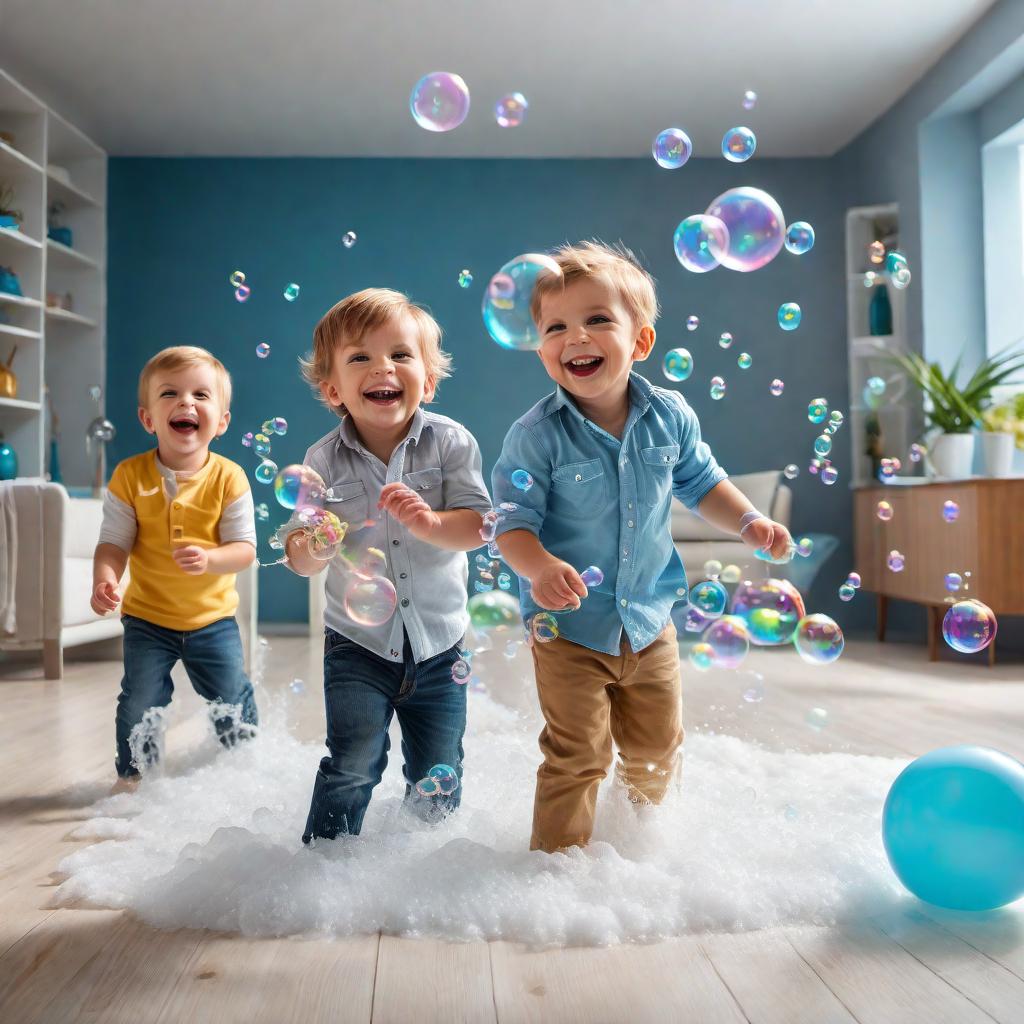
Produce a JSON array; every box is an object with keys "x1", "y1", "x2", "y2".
[{"x1": 491, "y1": 372, "x2": 727, "y2": 655}]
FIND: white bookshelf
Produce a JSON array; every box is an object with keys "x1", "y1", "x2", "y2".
[
  {"x1": 0, "y1": 67, "x2": 106, "y2": 487},
  {"x1": 845, "y1": 203, "x2": 910, "y2": 487}
]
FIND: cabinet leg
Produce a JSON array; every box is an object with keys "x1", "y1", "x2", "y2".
[
  {"x1": 43, "y1": 640, "x2": 63, "y2": 680},
  {"x1": 927, "y1": 606, "x2": 939, "y2": 662},
  {"x1": 876, "y1": 594, "x2": 889, "y2": 643}
]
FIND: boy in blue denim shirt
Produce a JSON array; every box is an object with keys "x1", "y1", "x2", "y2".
[
  {"x1": 286, "y1": 288, "x2": 492, "y2": 843},
  {"x1": 492, "y1": 242, "x2": 793, "y2": 852}
]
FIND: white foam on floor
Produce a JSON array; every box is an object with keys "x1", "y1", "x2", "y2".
[{"x1": 56, "y1": 667, "x2": 910, "y2": 946}]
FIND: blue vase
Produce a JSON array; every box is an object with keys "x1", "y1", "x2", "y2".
[
  {"x1": 869, "y1": 284, "x2": 893, "y2": 337},
  {"x1": 0, "y1": 436, "x2": 17, "y2": 480}
]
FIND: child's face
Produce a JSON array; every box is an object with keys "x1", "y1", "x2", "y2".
[
  {"x1": 138, "y1": 363, "x2": 229, "y2": 460},
  {"x1": 536, "y1": 276, "x2": 655, "y2": 404},
  {"x1": 320, "y1": 314, "x2": 436, "y2": 433}
]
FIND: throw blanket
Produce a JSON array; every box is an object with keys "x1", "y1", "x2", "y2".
[{"x1": 0, "y1": 482, "x2": 16, "y2": 633}]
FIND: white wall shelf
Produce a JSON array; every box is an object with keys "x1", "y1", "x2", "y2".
[{"x1": 0, "y1": 67, "x2": 106, "y2": 486}]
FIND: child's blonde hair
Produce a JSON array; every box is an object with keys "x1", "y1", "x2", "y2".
[
  {"x1": 300, "y1": 288, "x2": 453, "y2": 417},
  {"x1": 138, "y1": 346, "x2": 232, "y2": 409},
  {"x1": 530, "y1": 240, "x2": 660, "y2": 330}
]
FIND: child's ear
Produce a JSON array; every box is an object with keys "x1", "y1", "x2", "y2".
[
  {"x1": 215, "y1": 409, "x2": 231, "y2": 438},
  {"x1": 138, "y1": 406, "x2": 156, "y2": 434},
  {"x1": 632, "y1": 325, "x2": 656, "y2": 362},
  {"x1": 422, "y1": 373, "x2": 437, "y2": 405},
  {"x1": 319, "y1": 379, "x2": 343, "y2": 410}
]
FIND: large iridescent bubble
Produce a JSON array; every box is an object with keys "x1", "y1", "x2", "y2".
[
  {"x1": 730, "y1": 578, "x2": 806, "y2": 645},
  {"x1": 704, "y1": 187, "x2": 785, "y2": 272},
  {"x1": 794, "y1": 614, "x2": 845, "y2": 664},
  {"x1": 343, "y1": 575, "x2": 398, "y2": 626},
  {"x1": 702, "y1": 615, "x2": 751, "y2": 669},
  {"x1": 652, "y1": 128, "x2": 692, "y2": 170},
  {"x1": 273, "y1": 464, "x2": 328, "y2": 510},
  {"x1": 690, "y1": 579, "x2": 728, "y2": 619},
  {"x1": 467, "y1": 589, "x2": 520, "y2": 629},
  {"x1": 410, "y1": 72, "x2": 470, "y2": 132},
  {"x1": 673, "y1": 215, "x2": 729, "y2": 274},
  {"x1": 482, "y1": 253, "x2": 563, "y2": 351},
  {"x1": 943, "y1": 600, "x2": 997, "y2": 654}
]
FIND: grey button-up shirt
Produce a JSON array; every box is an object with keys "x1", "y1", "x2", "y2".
[{"x1": 304, "y1": 408, "x2": 493, "y2": 663}]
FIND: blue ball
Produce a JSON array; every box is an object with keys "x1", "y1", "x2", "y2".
[{"x1": 882, "y1": 745, "x2": 1024, "y2": 910}]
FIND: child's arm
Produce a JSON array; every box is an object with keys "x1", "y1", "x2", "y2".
[
  {"x1": 377, "y1": 483, "x2": 483, "y2": 550},
  {"x1": 696, "y1": 479, "x2": 793, "y2": 560},
  {"x1": 92, "y1": 542, "x2": 128, "y2": 615},
  {"x1": 495, "y1": 529, "x2": 587, "y2": 611},
  {"x1": 172, "y1": 542, "x2": 256, "y2": 576}
]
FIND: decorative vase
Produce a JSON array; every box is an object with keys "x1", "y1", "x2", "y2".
[
  {"x1": 929, "y1": 433, "x2": 975, "y2": 479},
  {"x1": 980, "y1": 431, "x2": 1014, "y2": 478},
  {"x1": 869, "y1": 284, "x2": 893, "y2": 336}
]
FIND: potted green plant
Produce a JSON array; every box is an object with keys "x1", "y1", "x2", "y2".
[
  {"x1": 980, "y1": 392, "x2": 1024, "y2": 477},
  {"x1": 893, "y1": 344, "x2": 1024, "y2": 478}
]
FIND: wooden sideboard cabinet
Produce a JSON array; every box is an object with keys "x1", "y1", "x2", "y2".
[{"x1": 853, "y1": 478, "x2": 1024, "y2": 664}]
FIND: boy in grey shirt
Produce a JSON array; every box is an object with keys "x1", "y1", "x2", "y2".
[{"x1": 286, "y1": 288, "x2": 491, "y2": 843}]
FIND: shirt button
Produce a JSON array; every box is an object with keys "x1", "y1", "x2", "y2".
[
  {"x1": 392, "y1": 539, "x2": 400, "y2": 546},
  {"x1": 620, "y1": 599, "x2": 627, "y2": 607},
  {"x1": 173, "y1": 502, "x2": 181, "y2": 510},
  {"x1": 400, "y1": 572, "x2": 408, "y2": 579},
  {"x1": 401, "y1": 598, "x2": 410, "y2": 607},
  {"x1": 627, "y1": 520, "x2": 634, "y2": 528},
  {"x1": 627, "y1": 502, "x2": 633, "y2": 509},
  {"x1": 677, "y1": 587, "x2": 686, "y2": 596},
  {"x1": 575, "y1": 474, "x2": 583, "y2": 482}
]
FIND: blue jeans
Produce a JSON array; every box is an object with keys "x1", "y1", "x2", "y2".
[
  {"x1": 302, "y1": 629, "x2": 466, "y2": 842},
  {"x1": 115, "y1": 614, "x2": 258, "y2": 777}
]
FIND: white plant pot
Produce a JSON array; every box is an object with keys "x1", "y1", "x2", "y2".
[
  {"x1": 928, "y1": 432, "x2": 975, "y2": 479},
  {"x1": 980, "y1": 431, "x2": 1015, "y2": 478}
]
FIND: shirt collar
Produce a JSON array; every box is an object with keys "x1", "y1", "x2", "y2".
[
  {"x1": 335, "y1": 407, "x2": 428, "y2": 456},
  {"x1": 553, "y1": 371, "x2": 654, "y2": 423}
]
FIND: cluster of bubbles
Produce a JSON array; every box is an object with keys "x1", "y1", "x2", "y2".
[
  {"x1": 241, "y1": 415, "x2": 290, "y2": 486},
  {"x1": 800, "y1": 399, "x2": 845, "y2": 485},
  {"x1": 413, "y1": 763, "x2": 460, "y2": 798},
  {"x1": 838, "y1": 570, "x2": 861, "y2": 602},
  {"x1": 709, "y1": 376, "x2": 727, "y2": 401},
  {"x1": 482, "y1": 252, "x2": 562, "y2": 350},
  {"x1": 409, "y1": 72, "x2": 529, "y2": 132},
  {"x1": 230, "y1": 269, "x2": 250, "y2": 303}
]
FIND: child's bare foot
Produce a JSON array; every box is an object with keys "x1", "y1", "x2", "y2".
[{"x1": 109, "y1": 776, "x2": 141, "y2": 796}]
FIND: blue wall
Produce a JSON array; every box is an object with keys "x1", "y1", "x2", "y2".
[{"x1": 108, "y1": 156, "x2": 851, "y2": 623}]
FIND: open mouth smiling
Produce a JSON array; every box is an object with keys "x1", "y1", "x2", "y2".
[
  {"x1": 363, "y1": 389, "x2": 403, "y2": 405},
  {"x1": 565, "y1": 356, "x2": 604, "y2": 377}
]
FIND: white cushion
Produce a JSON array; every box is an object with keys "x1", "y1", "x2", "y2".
[
  {"x1": 65, "y1": 498, "x2": 106, "y2": 559},
  {"x1": 671, "y1": 470, "x2": 781, "y2": 542},
  {"x1": 62, "y1": 556, "x2": 104, "y2": 627}
]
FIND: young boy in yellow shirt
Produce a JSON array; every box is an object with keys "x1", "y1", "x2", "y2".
[{"x1": 91, "y1": 345, "x2": 258, "y2": 784}]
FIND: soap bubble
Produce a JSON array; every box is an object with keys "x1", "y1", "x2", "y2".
[
  {"x1": 255, "y1": 459, "x2": 277, "y2": 484},
  {"x1": 869, "y1": 241, "x2": 885, "y2": 264},
  {"x1": 888, "y1": 550, "x2": 905, "y2": 572},
  {"x1": 863, "y1": 271, "x2": 880, "y2": 288},
  {"x1": 652, "y1": 128, "x2": 692, "y2": 169},
  {"x1": 427, "y1": 763, "x2": 460, "y2": 795},
  {"x1": 722, "y1": 126, "x2": 756, "y2": 163},
  {"x1": 821, "y1": 465, "x2": 838, "y2": 486},
  {"x1": 229, "y1": 270, "x2": 245, "y2": 288},
  {"x1": 796, "y1": 537, "x2": 814, "y2": 558},
  {"x1": 703, "y1": 615, "x2": 751, "y2": 669},
  {"x1": 710, "y1": 376, "x2": 727, "y2": 400},
  {"x1": 686, "y1": 315, "x2": 700, "y2": 332},
  {"x1": 741, "y1": 671, "x2": 765, "y2": 702},
  {"x1": 876, "y1": 500, "x2": 893, "y2": 521},
  {"x1": 944, "y1": 572, "x2": 963, "y2": 593},
  {"x1": 942, "y1": 500, "x2": 960, "y2": 523},
  {"x1": 769, "y1": 379, "x2": 785, "y2": 398},
  {"x1": 720, "y1": 564, "x2": 741, "y2": 584},
  {"x1": 847, "y1": 571, "x2": 862, "y2": 588},
  {"x1": 942, "y1": 599, "x2": 997, "y2": 654},
  {"x1": 580, "y1": 565, "x2": 604, "y2": 588},
  {"x1": 742, "y1": 90, "x2": 758, "y2": 110},
  {"x1": 806, "y1": 707, "x2": 829, "y2": 731},
  {"x1": 414, "y1": 776, "x2": 441, "y2": 797},
  {"x1": 814, "y1": 434, "x2": 832, "y2": 456},
  {"x1": 867, "y1": 376, "x2": 886, "y2": 397},
  {"x1": 467, "y1": 590, "x2": 519, "y2": 629},
  {"x1": 482, "y1": 252, "x2": 563, "y2": 351},
  {"x1": 886, "y1": 251, "x2": 911, "y2": 290},
  {"x1": 242, "y1": 432, "x2": 254, "y2": 448},
  {"x1": 410, "y1": 71, "x2": 470, "y2": 132},
  {"x1": 451, "y1": 659, "x2": 472, "y2": 684},
  {"x1": 691, "y1": 579, "x2": 728, "y2": 619},
  {"x1": 283, "y1": 283, "x2": 300, "y2": 302},
  {"x1": 458, "y1": 269, "x2": 473, "y2": 288},
  {"x1": 794, "y1": 614, "x2": 844, "y2": 664},
  {"x1": 510, "y1": 468, "x2": 534, "y2": 492},
  {"x1": 234, "y1": 285, "x2": 251, "y2": 302},
  {"x1": 778, "y1": 302, "x2": 801, "y2": 331},
  {"x1": 269, "y1": 417, "x2": 287, "y2": 435},
  {"x1": 839, "y1": 583, "x2": 856, "y2": 602},
  {"x1": 662, "y1": 348, "x2": 693, "y2": 382},
  {"x1": 783, "y1": 464, "x2": 799, "y2": 479},
  {"x1": 274, "y1": 464, "x2": 328, "y2": 510},
  {"x1": 256, "y1": 342, "x2": 270, "y2": 359},
  {"x1": 829, "y1": 409, "x2": 845, "y2": 427},
  {"x1": 344, "y1": 576, "x2": 398, "y2": 626},
  {"x1": 784, "y1": 221, "x2": 815, "y2": 255},
  {"x1": 495, "y1": 92, "x2": 528, "y2": 128},
  {"x1": 289, "y1": 678, "x2": 305, "y2": 695},
  {"x1": 689, "y1": 642, "x2": 714, "y2": 671},
  {"x1": 719, "y1": 332, "x2": 733, "y2": 349},
  {"x1": 251, "y1": 433, "x2": 270, "y2": 457},
  {"x1": 342, "y1": 230, "x2": 357, "y2": 248},
  {"x1": 808, "y1": 398, "x2": 828, "y2": 424},
  {"x1": 497, "y1": 572, "x2": 511, "y2": 590},
  {"x1": 673, "y1": 214, "x2": 729, "y2": 274},
  {"x1": 703, "y1": 559, "x2": 723, "y2": 579},
  {"x1": 730, "y1": 578, "x2": 806, "y2": 645},
  {"x1": 704, "y1": 186, "x2": 785, "y2": 272},
  {"x1": 531, "y1": 612, "x2": 559, "y2": 643},
  {"x1": 479, "y1": 510, "x2": 499, "y2": 543},
  {"x1": 294, "y1": 506, "x2": 347, "y2": 561},
  {"x1": 909, "y1": 442, "x2": 926, "y2": 463},
  {"x1": 737, "y1": 352, "x2": 752, "y2": 370}
]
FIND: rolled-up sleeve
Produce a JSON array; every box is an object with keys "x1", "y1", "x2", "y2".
[
  {"x1": 218, "y1": 491, "x2": 257, "y2": 547},
  {"x1": 491, "y1": 422, "x2": 550, "y2": 537},
  {"x1": 670, "y1": 393, "x2": 727, "y2": 509},
  {"x1": 98, "y1": 490, "x2": 138, "y2": 552},
  {"x1": 440, "y1": 427, "x2": 493, "y2": 513}
]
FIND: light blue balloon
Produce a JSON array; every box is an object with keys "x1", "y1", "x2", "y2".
[{"x1": 882, "y1": 745, "x2": 1024, "y2": 911}]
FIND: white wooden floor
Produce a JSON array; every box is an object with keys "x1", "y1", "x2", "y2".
[{"x1": 1, "y1": 634, "x2": 1023, "y2": 1024}]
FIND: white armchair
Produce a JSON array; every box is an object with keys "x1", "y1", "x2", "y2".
[{"x1": 0, "y1": 480, "x2": 258, "y2": 679}]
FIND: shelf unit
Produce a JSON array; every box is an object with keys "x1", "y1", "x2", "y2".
[
  {"x1": 0, "y1": 67, "x2": 106, "y2": 486},
  {"x1": 845, "y1": 203, "x2": 910, "y2": 487}
]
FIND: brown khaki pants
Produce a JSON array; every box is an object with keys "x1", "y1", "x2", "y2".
[{"x1": 529, "y1": 623, "x2": 683, "y2": 852}]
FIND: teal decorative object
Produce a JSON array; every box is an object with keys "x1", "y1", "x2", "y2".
[
  {"x1": 0, "y1": 432, "x2": 17, "y2": 480},
  {"x1": 869, "y1": 283, "x2": 892, "y2": 337}
]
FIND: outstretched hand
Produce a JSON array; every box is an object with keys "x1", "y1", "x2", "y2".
[{"x1": 378, "y1": 482, "x2": 441, "y2": 539}]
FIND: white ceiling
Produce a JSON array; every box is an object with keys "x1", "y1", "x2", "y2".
[{"x1": 0, "y1": 0, "x2": 1000, "y2": 158}]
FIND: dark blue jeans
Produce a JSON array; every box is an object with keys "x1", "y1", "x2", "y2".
[
  {"x1": 115, "y1": 614, "x2": 259, "y2": 777},
  {"x1": 302, "y1": 629, "x2": 466, "y2": 842}
]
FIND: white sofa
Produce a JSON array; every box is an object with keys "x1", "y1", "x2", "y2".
[{"x1": 0, "y1": 480, "x2": 258, "y2": 679}]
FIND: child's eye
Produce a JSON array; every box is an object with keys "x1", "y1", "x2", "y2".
[
  {"x1": 545, "y1": 322, "x2": 566, "y2": 334},
  {"x1": 161, "y1": 390, "x2": 175, "y2": 398},
  {"x1": 587, "y1": 315, "x2": 611, "y2": 325},
  {"x1": 195, "y1": 392, "x2": 209, "y2": 400},
  {"x1": 348, "y1": 354, "x2": 368, "y2": 363},
  {"x1": 393, "y1": 352, "x2": 412, "y2": 360}
]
